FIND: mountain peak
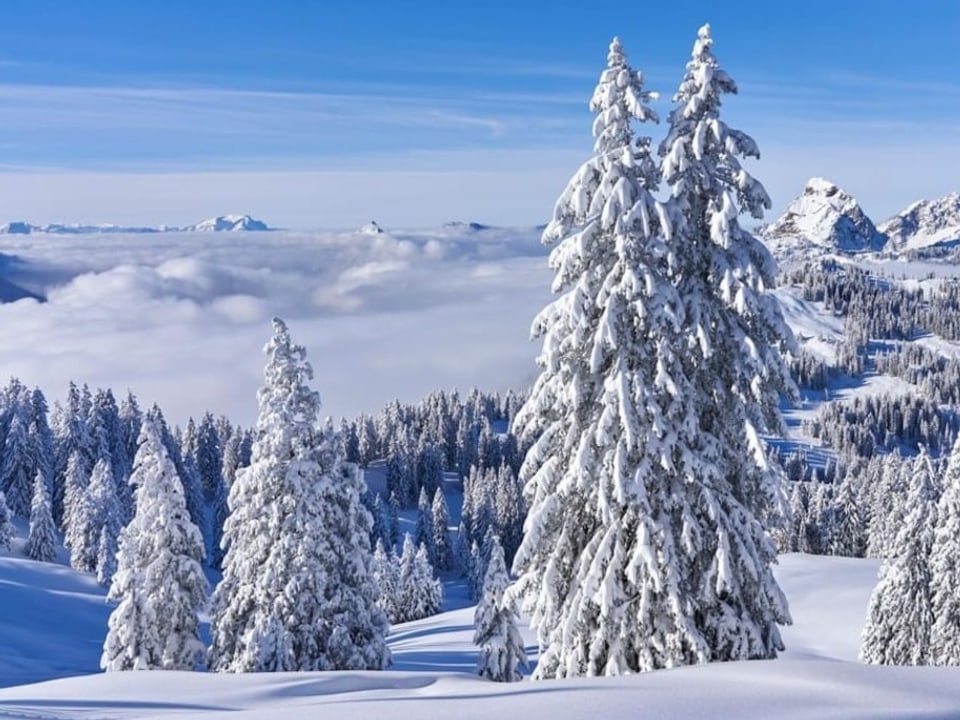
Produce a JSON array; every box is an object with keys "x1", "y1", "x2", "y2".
[
  {"x1": 191, "y1": 214, "x2": 269, "y2": 232},
  {"x1": 359, "y1": 221, "x2": 385, "y2": 235},
  {"x1": 879, "y1": 193, "x2": 960, "y2": 251},
  {"x1": 763, "y1": 178, "x2": 886, "y2": 253}
]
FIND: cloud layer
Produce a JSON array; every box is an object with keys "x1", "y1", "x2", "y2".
[{"x1": 0, "y1": 226, "x2": 553, "y2": 427}]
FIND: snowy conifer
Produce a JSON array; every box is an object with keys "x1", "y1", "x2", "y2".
[
  {"x1": 930, "y1": 435, "x2": 960, "y2": 664},
  {"x1": 432, "y1": 488, "x2": 452, "y2": 570},
  {"x1": 395, "y1": 534, "x2": 442, "y2": 622},
  {"x1": 861, "y1": 449, "x2": 938, "y2": 665},
  {"x1": 474, "y1": 536, "x2": 526, "y2": 682},
  {"x1": 25, "y1": 472, "x2": 56, "y2": 562},
  {"x1": 1, "y1": 395, "x2": 34, "y2": 518},
  {"x1": 209, "y1": 318, "x2": 389, "y2": 672},
  {"x1": 513, "y1": 30, "x2": 792, "y2": 679},
  {"x1": 372, "y1": 539, "x2": 401, "y2": 622},
  {"x1": 0, "y1": 492, "x2": 13, "y2": 550},
  {"x1": 88, "y1": 458, "x2": 121, "y2": 585},
  {"x1": 101, "y1": 416, "x2": 207, "y2": 672},
  {"x1": 63, "y1": 451, "x2": 96, "y2": 572},
  {"x1": 415, "y1": 486, "x2": 437, "y2": 568}
]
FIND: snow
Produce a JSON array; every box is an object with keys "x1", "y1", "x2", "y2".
[
  {"x1": 773, "y1": 287, "x2": 844, "y2": 364},
  {"x1": 0, "y1": 552, "x2": 958, "y2": 718},
  {"x1": 763, "y1": 177, "x2": 887, "y2": 254},
  {"x1": 880, "y1": 193, "x2": 960, "y2": 252}
]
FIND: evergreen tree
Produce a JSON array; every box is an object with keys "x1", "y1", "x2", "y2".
[
  {"x1": 25, "y1": 472, "x2": 56, "y2": 562},
  {"x1": 151, "y1": 407, "x2": 206, "y2": 541},
  {"x1": 415, "y1": 486, "x2": 437, "y2": 568},
  {"x1": 474, "y1": 536, "x2": 526, "y2": 682},
  {"x1": 52, "y1": 382, "x2": 93, "y2": 527},
  {"x1": 513, "y1": 31, "x2": 791, "y2": 679},
  {"x1": 432, "y1": 488, "x2": 452, "y2": 571},
  {"x1": 101, "y1": 417, "x2": 207, "y2": 671},
  {"x1": 63, "y1": 451, "x2": 97, "y2": 572},
  {"x1": 88, "y1": 458, "x2": 121, "y2": 585},
  {"x1": 1, "y1": 394, "x2": 34, "y2": 518},
  {"x1": 829, "y1": 472, "x2": 867, "y2": 557},
  {"x1": 395, "y1": 534, "x2": 442, "y2": 622},
  {"x1": 27, "y1": 388, "x2": 55, "y2": 508},
  {"x1": 370, "y1": 493, "x2": 391, "y2": 551},
  {"x1": 0, "y1": 491, "x2": 14, "y2": 550},
  {"x1": 88, "y1": 388, "x2": 133, "y2": 520},
  {"x1": 861, "y1": 449, "x2": 939, "y2": 665},
  {"x1": 387, "y1": 489, "x2": 401, "y2": 547},
  {"x1": 930, "y1": 435, "x2": 960, "y2": 664},
  {"x1": 196, "y1": 412, "x2": 223, "y2": 502},
  {"x1": 372, "y1": 539, "x2": 401, "y2": 622},
  {"x1": 209, "y1": 318, "x2": 389, "y2": 672}
]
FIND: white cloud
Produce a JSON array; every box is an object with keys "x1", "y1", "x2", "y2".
[{"x1": 0, "y1": 227, "x2": 552, "y2": 427}]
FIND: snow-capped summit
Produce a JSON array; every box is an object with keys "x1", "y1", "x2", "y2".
[
  {"x1": 763, "y1": 178, "x2": 887, "y2": 253},
  {"x1": 190, "y1": 215, "x2": 269, "y2": 232},
  {"x1": 879, "y1": 192, "x2": 960, "y2": 252},
  {"x1": 359, "y1": 221, "x2": 385, "y2": 235}
]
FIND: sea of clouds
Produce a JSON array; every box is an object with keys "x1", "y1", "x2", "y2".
[{"x1": 0, "y1": 225, "x2": 553, "y2": 427}]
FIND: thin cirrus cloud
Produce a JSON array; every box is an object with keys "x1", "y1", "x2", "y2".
[{"x1": 0, "y1": 82, "x2": 580, "y2": 153}]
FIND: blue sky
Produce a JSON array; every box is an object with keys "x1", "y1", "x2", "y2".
[{"x1": 0, "y1": 0, "x2": 958, "y2": 227}]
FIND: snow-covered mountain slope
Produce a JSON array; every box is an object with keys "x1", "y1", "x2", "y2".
[
  {"x1": 0, "y1": 552, "x2": 958, "y2": 718},
  {"x1": 762, "y1": 178, "x2": 887, "y2": 256},
  {"x1": 879, "y1": 192, "x2": 960, "y2": 252},
  {"x1": 0, "y1": 215, "x2": 271, "y2": 234},
  {"x1": 189, "y1": 215, "x2": 269, "y2": 232}
]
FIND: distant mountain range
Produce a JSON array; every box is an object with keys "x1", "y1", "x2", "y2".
[
  {"x1": 761, "y1": 179, "x2": 960, "y2": 259},
  {"x1": 0, "y1": 214, "x2": 270, "y2": 235}
]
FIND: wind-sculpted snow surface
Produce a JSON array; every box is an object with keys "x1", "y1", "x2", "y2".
[
  {"x1": 0, "y1": 555, "x2": 957, "y2": 718},
  {"x1": 0, "y1": 226, "x2": 551, "y2": 426}
]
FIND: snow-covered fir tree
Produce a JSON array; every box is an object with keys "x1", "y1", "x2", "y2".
[
  {"x1": 0, "y1": 492, "x2": 14, "y2": 550},
  {"x1": 930, "y1": 434, "x2": 960, "y2": 665},
  {"x1": 1, "y1": 392, "x2": 34, "y2": 518},
  {"x1": 88, "y1": 457, "x2": 121, "y2": 585},
  {"x1": 209, "y1": 318, "x2": 389, "y2": 672},
  {"x1": 432, "y1": 488, "x2": 452, "y2": 571},
  {"x1": 415, "y1": 486, "x2": 437, "y2": 568},
  {"x1": 101, "y1": 416, "x2": 207, "y2": 672},
  {"x1": 25, "y1": 472, "x2": 56, "y2": 562},
  {"x1": 861, "y1": 449, "x2": 939, "y2": 665},
  {"x1": 512, "y1": 30, "x2": 792, "y2": 679},
  {"x1": 63, "y1": 451, "x2": 96, "y2": 572},
  {"x1": 474, "y1": 535, "x2": 526, "y2": 682},
  {"x1": 394, "y1": 533, "x2": 443, "y2": 623}
]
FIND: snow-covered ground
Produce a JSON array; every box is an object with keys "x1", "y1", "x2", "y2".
[{"x1": 0, "y1": 552, "x2": 958, "y2": 718}]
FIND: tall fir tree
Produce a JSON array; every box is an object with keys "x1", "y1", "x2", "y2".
[
  {"x1": 655, "y1": 21, "x2": 794, "y2": 662},
  {"x1": 0, "y1": 491, "x2": 14, "y2": 550},
  {"x1": 25, "y1": 472, "x2": 57, "y2": 562},
  {"x1": 929, "y1": 434, "x2": 960, "y2": 665},
  {"x1": 63, "y1": 450, "x2": 96, "y2": 572},
  {"x1": 209, "y1": 318, "x2": 389, "y2": 672},
  {"x1": 101, "y1": 416, "x2": 207, "y2": 671},
  {"x1": 431, "y1": 488, "x2": 453, "y2": 571},
  {"x1": 861, "y1": 449, "x2": 939, "y2": 665},
  {"x1": 88, "y1": 458, "x2": 122, "y2": 585},
  {"x1": 513, "y1": 30, "x2": 792, "y2": 679},
  {"x1": 474, "y1": 535, "x2": 526, "y2": 682},
  {"x1": 415, "y1": 486, "x2": 437, "y2": 568},
  {"x1": 1, "y1": 391, "x2": 34, "y2": 518}
]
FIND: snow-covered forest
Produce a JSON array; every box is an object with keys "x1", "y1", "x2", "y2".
[{"x1": 1, "y1": 20, "x2": 960, "y2": 720}]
